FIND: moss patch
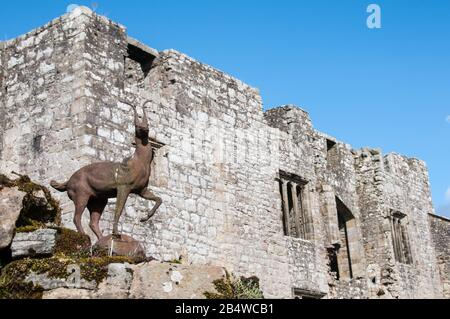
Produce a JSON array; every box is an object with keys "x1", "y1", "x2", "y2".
[
  {"x1": 79, "y1": 256, "x2": 135, "y2": 283},
  {"x1": 54, "y1": 228, "x2": 91, "y2": 259},
  {"x1": 91, "y1": 245, "x2": 110, "y2": 258},
  {"x1": 15, "y1": 225, "x2": 42, "y2": 233},
  {"x1": 0, "y1": 258, "x2": 44, "y2": 299},
  {"x1": 169, "y1": 257, "x2": 183, "y2": 265},
  {"x1": 204, "y1": 270, "x2": 264, "y2": 299}
]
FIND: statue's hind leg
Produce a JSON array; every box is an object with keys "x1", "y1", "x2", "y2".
[
  {"x1": 87, "y1": 198, "x2": 108, "y2": 240},
  {"x1": 72, "y1": 194, "x2": 89, "y2": 235}
]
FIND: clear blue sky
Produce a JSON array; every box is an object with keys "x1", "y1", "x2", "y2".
[{"x1": 1, "y1": 1, "x2": 449, "y2": 216}]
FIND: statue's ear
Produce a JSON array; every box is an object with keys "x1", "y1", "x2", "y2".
[
  {"x1": 133, "y1": 106, "x2": 140, "y2": 126},
  {"x1": 142, "y1": 101, "x2": 151, "y2": 128},
  {"x1": 142, "y1": 109, "x2": 149, "y2": 128}
]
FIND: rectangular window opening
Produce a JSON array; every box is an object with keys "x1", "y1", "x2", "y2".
[
  {"x1": 390, "y1": 210, "x2": 413, "y2": 265},
  {"x1": 332, "y1": 197, "x2": 355, "y2": 281},
  {"x1": 326, "y1": 139, "x2": 337, "y2": 167},
  {"x1": 127, "y1": 43, "x2": 156, "y2": 77},
  {"x1": 327, "y1": 246, "x2": 340, "y2": 280},
  {"x1": 125, "y1": 42, "x2": 157, "y2": 89},
  {"x1": 278, "y1": 171, "x2": 312, "y2": 240}
]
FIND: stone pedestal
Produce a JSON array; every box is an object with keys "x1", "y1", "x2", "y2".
[{"x1": 95, "y1": 234, "x2": 146, "y2": 262}]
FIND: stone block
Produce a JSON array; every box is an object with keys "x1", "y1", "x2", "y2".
[{"x1": 11, "y1": 229, "x2": 57, "y2": 258}]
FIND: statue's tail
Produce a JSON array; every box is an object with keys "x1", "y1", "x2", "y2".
[{"x1": 50, "y1": 180, "x2": 68, "y2": 192}]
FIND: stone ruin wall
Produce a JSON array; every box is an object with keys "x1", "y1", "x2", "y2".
[
  {"x1": 382, "y1": 154, "x2": 443, "y2": 298},
  {"x1": 0, "y1": 7, "x2": 448, "y2": 299},
  {"x1": 429, "y1": 214, "x2": 450, "y2": 298},
  {"x1": 0, "y1": 9, "x2": 104, "y2": 198},
  {"x1": 0, "y1": 42, "x2": 4, "y2": 155},
  {"x1": 352, "y1": 151, "x2": 443, "y2": 298}
]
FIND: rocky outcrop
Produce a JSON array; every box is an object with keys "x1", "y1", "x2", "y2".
[
  {"x1": 42, "y1": 261, "x2": 225, "y2": 299},
  {"x1": 0, "y1": 187, "x2": 25, "y2": 249},
  {"x1": 1, "y1": 173, "x2": 61, "y2": 226},
  {"x1": 0, "y1": 173, "x2": 61, "y2": 252}
]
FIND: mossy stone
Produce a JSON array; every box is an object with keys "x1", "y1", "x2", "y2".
[
  {"x1": 0, "y1": 255, "x2": 137, "y2": 299},
  {"x1": 0, "y1": 173, "x2": 61, "y2": 227}
]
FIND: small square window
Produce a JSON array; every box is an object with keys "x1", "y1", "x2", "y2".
[{"x1": 326, "y1": 139, "x2": 336, "y2": 152}]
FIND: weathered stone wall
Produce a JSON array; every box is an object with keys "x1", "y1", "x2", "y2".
[
  {"x1": 381, "y1": 154, "x2": 443, "y2": 298},
  {"x1": 429, "y1": 214, "x2": 450, "y2": 298},
  {"x1": 287, "y1": 238, "x2": 327, "y2": 295},
  {"x1": 0, "y1": 42, "x2": 5, "y2": 159},
  {"x1": 265, "y1": 107, "x2": 368, "y2": 297},
  {"x1": 354, "y1": 149, "x2": 393, "y2": 294},
  {"x1": 0, "y1": 8, "x2": 106, "y2": 227},
  {"x1": 329, "y1": 278, "x2": 367, "y2": 299},
  {"x1": 0, "y1": 7, "x2": 447, "y2": 299},
  {"x1": 264, "y1": 107, "x2": 330, "y2": 295},
  {"x1": 352, "y1": 151, "x2": 444, "y2": 298}
]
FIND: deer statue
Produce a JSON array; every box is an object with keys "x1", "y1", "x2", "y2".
[{"x1": 50, "y1": 101, "x2": 162, "y2": 240}]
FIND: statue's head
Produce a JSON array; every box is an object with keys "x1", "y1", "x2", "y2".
[{"x1": 134, "y1": 103, "x2": 149, "y2": 140}]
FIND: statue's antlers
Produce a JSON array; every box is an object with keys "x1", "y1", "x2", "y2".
[{"x1": 119, "y1": 98, "x2": 151, "y2": 128}]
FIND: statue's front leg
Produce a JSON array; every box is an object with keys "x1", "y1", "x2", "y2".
[
  {"x1": 113, "y1": 186, "x2": 130, "y2": 237},
  {"x1": 139, "y1": 189, "x2": 162, "y2": 222}
]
